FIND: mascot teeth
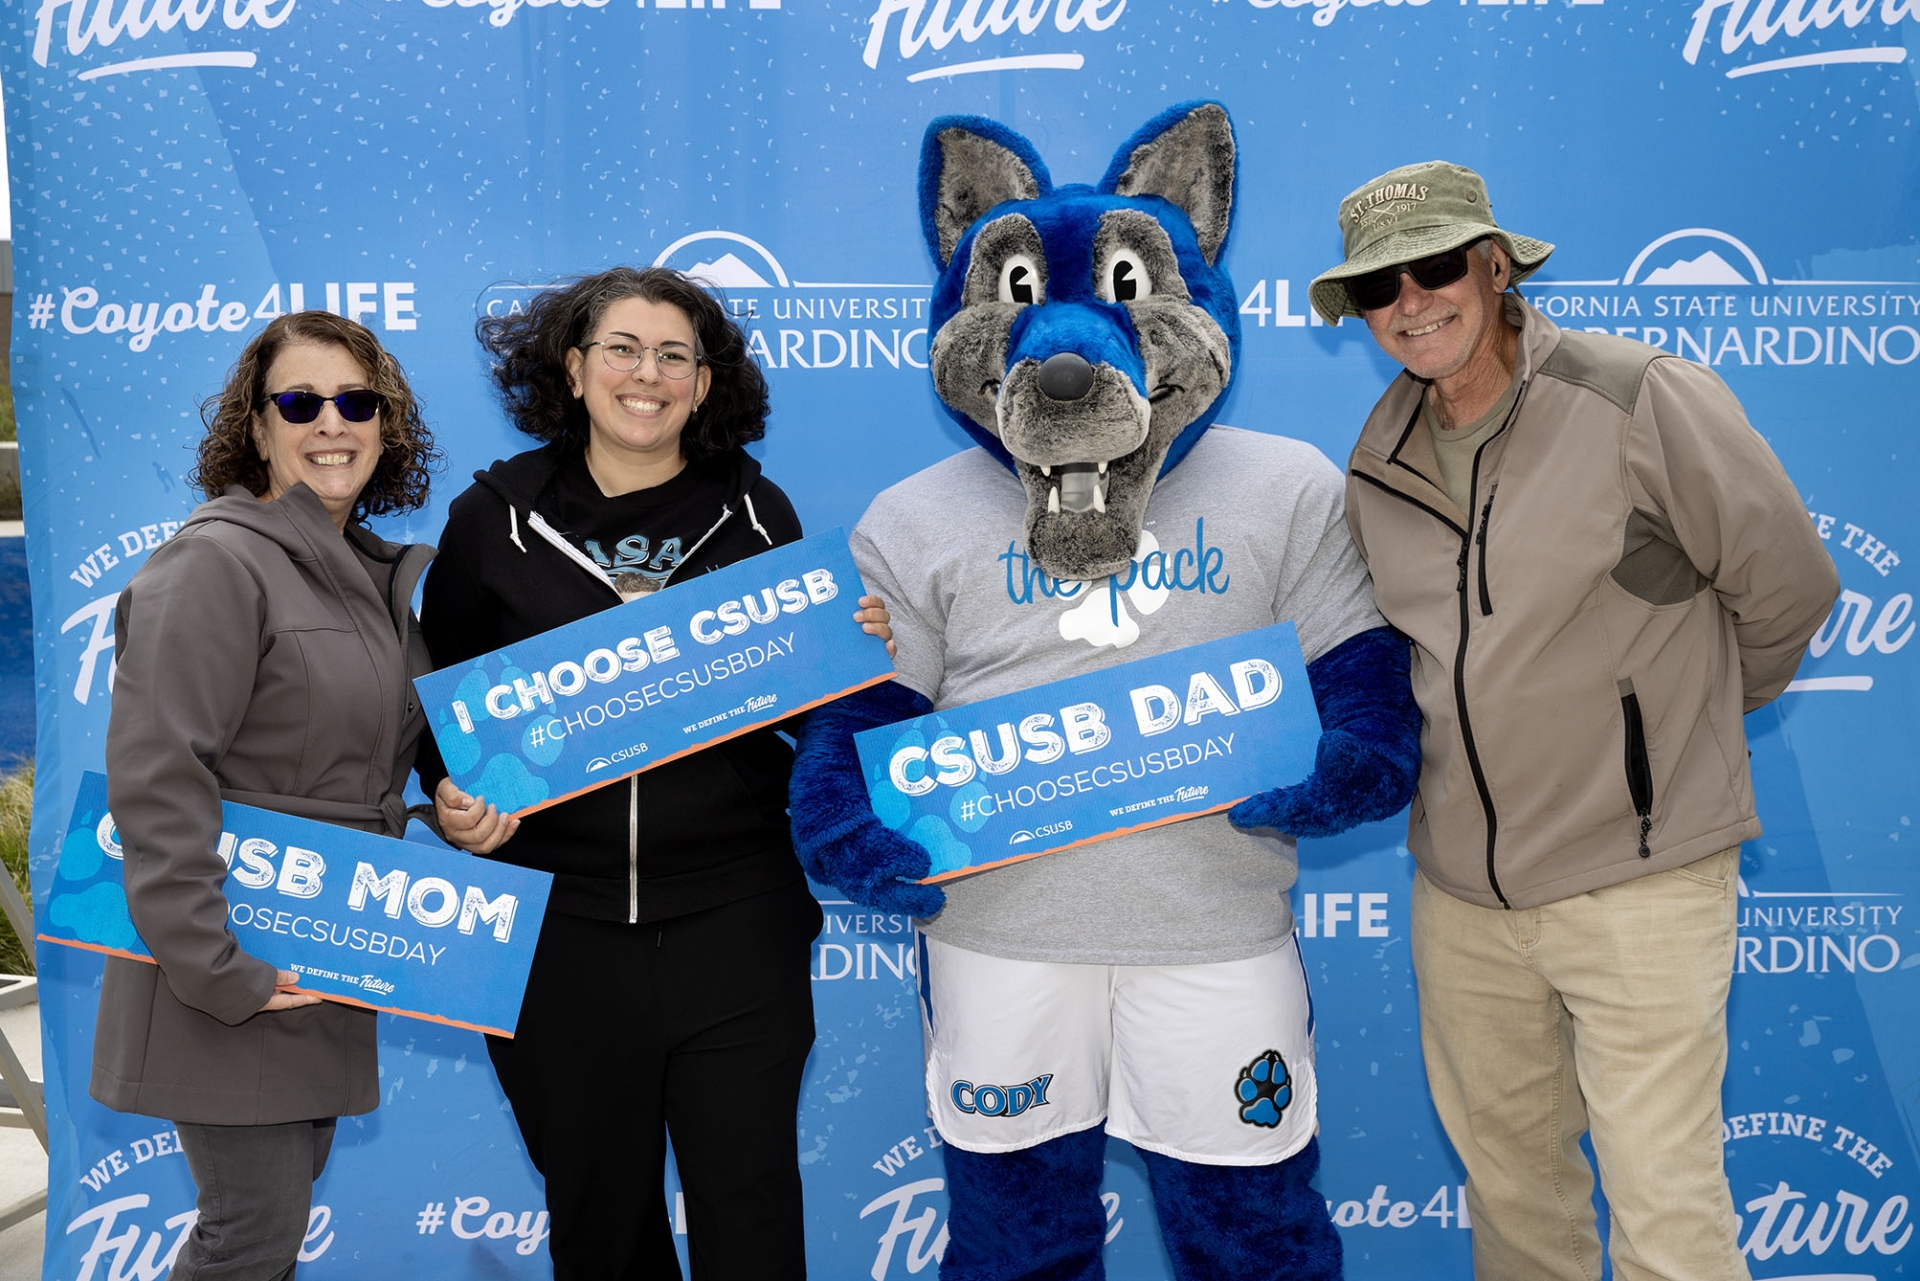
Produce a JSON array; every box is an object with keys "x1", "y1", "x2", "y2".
[{"x1": 1052, "y1": 462, "x2": 1106, "y2": 515}]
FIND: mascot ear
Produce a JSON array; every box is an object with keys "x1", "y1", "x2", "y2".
[
  {"x1": 1099, "y1": 100, "x2": 1236, "y2": 266},
  {"x1": 919, "y1": 116, "x2": 1053, "y2": 269}
]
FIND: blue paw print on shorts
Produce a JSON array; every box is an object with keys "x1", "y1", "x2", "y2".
[{"x1": 1235, "y1": 1050, "x2": 1292, "y2": 1128}]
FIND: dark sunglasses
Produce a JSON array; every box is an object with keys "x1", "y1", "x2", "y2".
[
  {"x1": 1345, "y1": 242, "x2": 1482, "y2": 312},
  {"x1": 265, "y1": 389, "x2": 387, "y2": 424}
]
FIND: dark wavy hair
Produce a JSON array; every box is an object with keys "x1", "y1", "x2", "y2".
[
  {"x1": 475, "y1": 266, "x2": 770, "y2": 464},
  {"x1": 189, "y1": 311, "x2": 439, "y2": 521}
]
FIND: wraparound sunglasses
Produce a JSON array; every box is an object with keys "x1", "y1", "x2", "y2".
[{"x1": 1345, "y1": 241, "x2": 1484, "y2": 312}]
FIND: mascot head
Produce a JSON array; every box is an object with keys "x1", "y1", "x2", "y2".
[{"x1": 920, "y1": 100, "x2": 1240, "y2": 583}]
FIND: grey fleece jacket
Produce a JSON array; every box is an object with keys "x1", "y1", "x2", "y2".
[{"x1": 91, "y1": 482, "x2": 433, "y2": 1125}]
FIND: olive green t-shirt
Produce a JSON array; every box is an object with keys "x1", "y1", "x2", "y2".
[{"x1": 1424, "y1": 377, "x2": 1519, "y2": 518}]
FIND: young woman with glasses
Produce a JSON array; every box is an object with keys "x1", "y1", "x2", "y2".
[
  {"x1": 417, "y1": 266, "x2": 890, "y2": 1280},
  {"x1": 92, "y1": 310, "x2": 442, "y2": 1280}
]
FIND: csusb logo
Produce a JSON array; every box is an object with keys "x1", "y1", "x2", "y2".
[
  {"x1": 1523, "y1": 229, "x2": 1920, "y2": 370},
  {"x1": 482, "y1": 231, "x2": 930, "y2": 374}
]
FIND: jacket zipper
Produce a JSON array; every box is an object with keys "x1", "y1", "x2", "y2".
[
  {"x1": 628, "y1": 776, "x2": 641, "y2": 922},
  {"x1": 1474, "y1": 483, "x2": 1497, "y2": 617},
  {"x1": 523, "y1": 506, "x2": 657, "y2": 924},
  {"x1": 1618, "y1": 678, "x2": 1654, "y2": 858},
  {"x1": 1457, "y1": 438, "x2": 1506, "y2": 907},
  {"x1": 516, "y1": 490, "x2": 748, "y2": 926}
]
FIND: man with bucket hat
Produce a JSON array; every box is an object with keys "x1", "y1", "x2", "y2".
[{"x1": 1313, "y1": 161, "x2": 1838, "y2": 1281}]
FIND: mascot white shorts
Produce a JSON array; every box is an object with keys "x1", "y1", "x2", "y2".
[{"x1": 918, "y1": 934, "x2": 1319, "y2": 1165}]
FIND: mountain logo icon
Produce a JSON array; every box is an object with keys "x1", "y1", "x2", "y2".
[{"x1": 654, "y1": 231, "x2": 791, "y2": 288}]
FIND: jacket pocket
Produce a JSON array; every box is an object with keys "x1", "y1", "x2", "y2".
[{"x1": 1618, "y1": 677, "x2": 1653, "y2": 859}]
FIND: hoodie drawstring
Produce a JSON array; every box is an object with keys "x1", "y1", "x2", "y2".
[
  {"x1": 508, "y1": 505, "x2": 526, "y2": 553},
  {"x1": 743, "y1": 493, "x2": 772, "y2": 547}
]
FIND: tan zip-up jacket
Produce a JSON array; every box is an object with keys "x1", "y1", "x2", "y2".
[{"x1": 1345, "y1": 296, "x2": 1839, "y2": 910}]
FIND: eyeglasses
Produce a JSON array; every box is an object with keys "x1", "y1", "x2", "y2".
[
  {"x1": 265, "y1": 389, "x2": 387, "y2": 424},
  {"x1": 1345, "y1": 242, "x2": 1483, "y2": 312},
  {"x1": 582, "y1": 339, "x2": 699, "y2": 380}
]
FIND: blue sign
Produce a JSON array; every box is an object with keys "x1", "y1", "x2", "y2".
[
  {"x1": 855, "y1": 623, "x2": 1321, "y2": 880},
  {"x1": 414, "y1": 531, "x2": 895, "y2": 817},
  {"x1": 40, "y1": 772, "x2": 552, "y2": 1038}
]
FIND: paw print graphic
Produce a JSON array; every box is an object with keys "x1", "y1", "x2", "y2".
[
  {"x1": 1057, "y1": 530, "x2": 1172, "y2": 650},
  {"x1": 1235, "y1": 1051, "x2": 1292, "y2": 1128}
]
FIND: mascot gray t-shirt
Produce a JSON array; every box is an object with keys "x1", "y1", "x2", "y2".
[{"x1": 854, "y1": 425, "x2": 1383, "y2": 966}]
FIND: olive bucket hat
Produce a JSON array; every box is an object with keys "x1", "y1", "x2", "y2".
[{"x1": 1307, "y1": 160, "x2": 1554, "y2": 325}]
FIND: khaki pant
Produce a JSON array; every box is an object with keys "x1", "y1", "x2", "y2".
[{"x1": 1410, "y1": 848, "x2": 1750, "y2": 1281}]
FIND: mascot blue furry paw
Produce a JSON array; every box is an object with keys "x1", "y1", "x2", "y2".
[{"x1": 790, "y1": 102, "x2": 1420, "y2": 1281}]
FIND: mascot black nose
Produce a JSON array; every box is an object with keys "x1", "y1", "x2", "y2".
[{"x1": 1037, "y1": 352, "x2": 1095, "y2": 401}]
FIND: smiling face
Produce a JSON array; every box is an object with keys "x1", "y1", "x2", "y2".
[
  {"x1": 252, "y1": 340, "x2": 383, "y2": 530},
  {"x1": 564, "y1": 296, "x2": 712, "y2": 476},
  {"x1": 1362, "y1": 240, "x2": 1515, "y2": 388}
]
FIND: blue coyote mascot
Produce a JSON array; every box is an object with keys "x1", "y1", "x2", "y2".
[{"x1": 790, "y1": 102, "x2": 1420, "y2": 1280}]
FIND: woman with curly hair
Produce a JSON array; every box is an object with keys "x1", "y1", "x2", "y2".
[
  {"x1": 91, "y1": 310, "x2": 442, "y2": 1280},
  {"x1": 420, "y1": 266, "x2": 887, "y2": 1279}
]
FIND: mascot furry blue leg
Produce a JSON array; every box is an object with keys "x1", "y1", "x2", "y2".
[{"x1": 790, "y1": 102, "x2": 1420, "y2": 1281}]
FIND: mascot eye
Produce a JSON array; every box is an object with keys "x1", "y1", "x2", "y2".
[
  {"x1": 1099, "y1": 249, "x2": 1152, "y2": 304},
  {"x1": 999, "y1": 255, "x2": 1043, "y2": 306}
]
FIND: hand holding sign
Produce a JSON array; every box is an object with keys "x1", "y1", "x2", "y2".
[
  {"x1": 43, "y1": 773, "x2": 553, "y2": 1036},
  {"x1": 413, "y1": 531, "x2": 895, "y2": 818},
  {"x1": 793, "y1": 679, "x2": 950, "y2": 917},
  {"x1": 1225, "y1": 628, "x2": 1421, "y2": 840},
  {"x1": 434, "y1": 777, "x2": 520, "y2": 854}
]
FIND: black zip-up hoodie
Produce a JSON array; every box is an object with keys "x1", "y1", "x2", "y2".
[{"x1": 417, "y1": 440, "x2": 807, "y2": 924}]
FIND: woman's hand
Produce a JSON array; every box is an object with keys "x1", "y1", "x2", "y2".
[
  {"x1": 260, "y1": 970, "x2": 322, "y2": 1013},
  {"x1": 856, "y1": 595, "x2": 897, "y2": 659},
  {"x1": 435, "y1": 777, "x2": 521, "y2": 854}
]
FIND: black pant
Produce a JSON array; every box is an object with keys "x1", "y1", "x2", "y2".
[
  {"x1": 171, "y1": 1118, "x2": 336, "y2": 1281},
  {"x1": 487, "y1": 882, "x2": 822, "y2": 1280}
]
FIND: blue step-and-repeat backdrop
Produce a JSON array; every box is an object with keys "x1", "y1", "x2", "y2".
[{"x1": 6, "y1": 0, "x2": 1919, "y2": 1274}]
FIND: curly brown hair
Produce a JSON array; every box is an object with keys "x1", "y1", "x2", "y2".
[
  {"x1": 475, "y1": 266, "x2": 769, "y2": 464},
  {"x1": 189, "y1": 311, "x2": 440, "y2": 522}
]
